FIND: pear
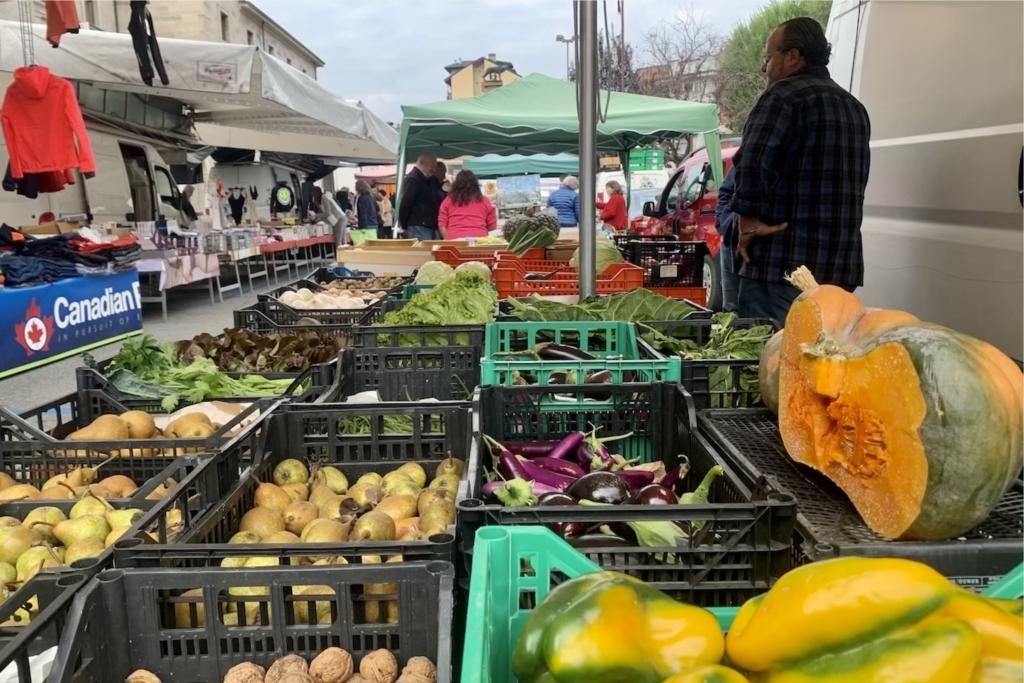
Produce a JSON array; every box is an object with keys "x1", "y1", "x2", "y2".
[
  {"x1": 220, "y1": 557, "x2": 250, "y2": 569},
  {"x1": 300, "y1": 518, "x2": 329, "y2": 542},
  {"x1": 397, "y1": 462, "x2": 427, "y2": 488},
  {"x1": 262, "y1": 531, "x2": 299, "y2": 544},
  {"x1": 174, "y1": 588, "x2": 206, "y2": 627},
  {"x1": 228, "y1": 531, "x2": 262, "y2": 545},
  {"x1": 16, "y1": 546, "x2": 62, "y2": 581},
  {"x1": 70, "y1": 492, "x2": 113, "y2": 519},
  {"x1": 281, "y1": 483, "x2": 309, "y2": 502},
  {"x1": 291, "y1": 585, "x2": 335, "y2": 623},
  {"x1": 308, "y1": 484, "x2": 337, "y2": 510},
  {"x1": 105, "y1": 527, "x2": 131, "y2": 548},
  {"x1": 163, "y1": 413, "x2": 211, "y2": 438},
  {"x1": 253, "y1": 482, "x2": 292, "y2": 513},
  {"x1": 394, "y1": 518, "x2": 420, "y2": 539},
  {"x1": 350, "y1": 512, "x2": 396, "y2": 542},
  {"x1": 311, "y1": 466, "x2": 349, "y2": 495},
  {"x1": 97, "y1": 475, "x2": 138, "y2": 498},
  {"x1": 282, "y1": 502, "x2": 318, "y2": 535},
  {"x1": 429, "y1": 473, "x2": 461, "y2": 493},
  {"x1": 119, "y1": 411, "x2": 156, "y2": 439},
  {"x1": 145, "y1": 478, "x2": 177, "y2": 500},
  {"x1": 0, "y1": 484, "x2": 41, "y2": 502},
  {"x1": 178, "y1": 422, "x2": 216, "y2": 439},
  {"x1": 435, "y1": 454, "x2": 466, "y2": 479},
  {"x1": 85, "y1": 483, "x2": 116, "y2": 499},
  {"x1": 0, "y1": 526, "x2": 42, "y2": 564},
  {"x1": 0, "y1": 472, "x2": 17, "y2": 493},
  {"x1": 319, "y1": 495, "x2": 360, "y2": 520},
  {"x1": 375, "y1": 496, "x2": 418, "y2": 522},
  {"x1": 53, "y1": 515, "x2": 111, "y2": 547},
  {"x1": 420, "y1": 500, "x2": 456, "y2": 535},
  {"x1": 386, "y1": 481, "x2": 421, "y2": 499},
  {"x1": 347, "y1": 483, "x2": 381, "y2": 509},
  {"x1": 0, "y1": 561, "x2": 16, "y2": 584},
  {"x1": 64, "y1": 538, "x2": 105, "y2": 565},
  {"x1": 105, "y1": 508, "x2": 143, "y2": 529},
  {"x1": 272, "y1": 459, "x2": 309, "y2": 487},
  {"x1": 42, "y1": 456, "x2": 119, "y2": 491},
  {"x1": 36, "y1": 484, "x2": 76, "y2": 501},
  {"x1": 312, "y1": 557, "x2": 348, "y2": 566},
  {"x1": 363, "y1": 555, "x2": 402, "y2": 623},
  {"x1": 68, "y1": 415, "x2": 128, "y2": 441},
  {"x1": 356, "y1": 472, "x2": 383, "y2": 487},
  {"x1": 418, "y1": 488, "x2": 455, "y2": 516},
  {"x1": 0, "y1": 517, "x2": 21, "y2": 530},
  {"x1": 226, "y1": 557, "x2": 277, "y2": 624},
  {"x1": 380, "y1": 471, "x2": 414, "y2": 497},
  {"x1": 301, "y1": 518, "x2": 351, "y2": 544},
  {"x1": 238, "y1": 508, "x2": 285, "y2": 539},
  {"x1": 22, "y1": 507, "x2": 67, "y2": 545},
  {"x1": 399, "y1": 530, "x2": 426, "y2": 541}
]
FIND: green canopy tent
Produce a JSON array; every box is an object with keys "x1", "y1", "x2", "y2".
[
  {"x1": 463, "y1": 153, "x2": 579, "y2": 178},
  {"x1": 396, "y1": 73, "x2": 723, "y2": 203}
]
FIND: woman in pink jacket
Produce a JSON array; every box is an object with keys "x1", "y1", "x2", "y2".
[{"x1": 438, "y1": 170, "x2": 496, "y2": 239}]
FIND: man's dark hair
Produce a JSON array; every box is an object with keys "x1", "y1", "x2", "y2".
[
  {"x1": 449, "y1": 170, "x2": 484, "y2": 206},
  {"x1": 778, "y1": 17, "x2": 831, "y2": 67}
]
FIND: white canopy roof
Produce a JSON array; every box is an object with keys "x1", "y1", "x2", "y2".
[{"x1": 0, "y1": 21, "x2": 398, "y2": 162}]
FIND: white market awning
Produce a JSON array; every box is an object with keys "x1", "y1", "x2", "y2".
[{"x1": 0, "y1": 21, "x2": 398, "y2": 162}]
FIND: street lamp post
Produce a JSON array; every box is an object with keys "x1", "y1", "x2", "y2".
[{"x1": 555, "y1": 34, "x2": 577, "y2": 80}]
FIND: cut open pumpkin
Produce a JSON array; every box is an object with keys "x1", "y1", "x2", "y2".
[{"x1": 775, "y1": 268, "x2": 1024, "y2": 541}]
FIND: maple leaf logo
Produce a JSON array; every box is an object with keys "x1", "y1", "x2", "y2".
[{"x1": 14, "y1": 299, "x2": 53, "y2": 355}]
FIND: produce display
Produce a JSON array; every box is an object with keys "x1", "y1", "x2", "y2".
[
  {"x1": 512, "y1": 557, "x2": 1024, "y2": 683},
  {"x1": 473, "y1": 237, "x2": 507, "y2": 245},
  {"x1": 508, "y1": 289, "x2": 696, "y2": 322},
  {"x1": 501, "y1": 212, "x2": 561, "y2": 243},
  {"x1": 92, "y1": 335, "x2": 300, "y2": 410},
  {"x1": 279, "y1": 287, "x2": 386, "y2": 310},
  {"x1": 766, "y1": 267, "x2": 1024, "y2": 541},
  {"x1": 506, "y1": 216, "x2": 558, "y2": 257},
  {"x1": 568, "y1": 237, "x2": 623, "y2": 274},
  {"x1": 377, "y1": 271, "x2": 496, "y2": 345},
  {"x1": 175, "y1": 329, "x2": 344, "y2": 373},
  {"x1": 325, "y1": 275, "x2": 407, "y2": 291}
]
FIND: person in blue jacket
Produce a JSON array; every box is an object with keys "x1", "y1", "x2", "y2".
[{"x1": 546, "y1": 175, "x2": 581, "y2": 226}]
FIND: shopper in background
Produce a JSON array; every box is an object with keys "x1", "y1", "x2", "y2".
[
  {"x1": 310, "y1": 186, "x2": 347, "y2": 246},
  {"x1": 596, "y1": 180, "x2": 627, "y2": 232},
  {"x1": 180, "y1": 185, "x2": 198, "y2": 223},
  {"x1": 352, "y1": 180, "x2": 381, "y2": 245},
  {"x1": 399, "y1": 152, "x2": 441, "y2": 241},
  {"x1": 716, "y1": 167, "x2": 739, "y2": 313},
  {"x1": 547, "y1": 175, "x2": 581, "y2": 227},
  {"x1": 438, "y1": 170, "x2": 496, "y2": 240},
  {"x1": 731, "y1": 17, "x2": 871, "y2": 321},
  {"x1": 375, "y1": 190, "x2": 394, "y2": 239},
  {"x1": 336, "y1": 187, "x2": 353, "y2": 213},
  {"x1": 430, "y1": 161, "x2": 449, "y2": 203}
]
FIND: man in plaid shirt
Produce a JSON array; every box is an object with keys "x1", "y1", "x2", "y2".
[{"x1": 730, "y1": 17, "x2": 871, "y2": 321}]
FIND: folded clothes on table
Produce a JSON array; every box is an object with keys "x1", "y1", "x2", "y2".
[{"x1": 0, "y1": 253, "x2": 81, "y2": 286}]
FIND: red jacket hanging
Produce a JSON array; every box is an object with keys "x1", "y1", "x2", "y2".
[
  {"x1": 1, "y1": 66, "x2": 95, "y2": 179},
  {"x1": 46, "y1": 0, "x2": 80, "y2": 48}
]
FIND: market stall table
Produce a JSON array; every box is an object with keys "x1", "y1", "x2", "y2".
[{"x1": 136, "y1": 251, "x2": 221, "y2": 320}]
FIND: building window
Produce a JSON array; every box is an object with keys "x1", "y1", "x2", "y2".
[
  {"x1": 246, "y1": 30, "x2": 254, "y2": 45},
  {"x1": 220, "y1": 12, "x2": 229, "y2": 41},
  {"x1": 85, "y1": 0, "x2": 96, "y2": 26},
  {"x1": 268, "y1": 45, "x2": 275, "y2": 55}
]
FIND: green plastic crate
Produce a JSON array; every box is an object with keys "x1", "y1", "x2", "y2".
[
  {"x1": 402, "y1": 283, "x2": 436, "y2": 299},
  {"x1": 480, "y1": 321, "x2": 680, "y2": 387},
  {"x1": 461, "y1": 526, "x2": 1024, "y2": 683}
]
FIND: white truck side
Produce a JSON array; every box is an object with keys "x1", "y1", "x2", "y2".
[{"x1": 827, "y1": 0, "x2": 1023, "y2": 359}]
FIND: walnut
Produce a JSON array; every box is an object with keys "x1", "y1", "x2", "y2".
[
  {"x1": 266, "y1": 655, "x2": 309, "y2": 683},
  {"x1": 223, "y1": 662, "x2": 266, "y2": 683},
  {"x1": 396, "y1": 657, "x2": 436, "y2": 683},
  {"x1": 309, "y1": 648, "x2": 354, "y2": 683},
  {"x1": 125, "y1": 671, "x2": 162, "y2": 683},
  {"x1": 359, "y1": 650, "x2": 398, "y2": 683},
  {"x1": 277, "y1": 675, "x2": 313, "y2": 683}
]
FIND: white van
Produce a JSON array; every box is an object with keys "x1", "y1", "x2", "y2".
[
  {"x1": 207, "y1": 162, "x2": 304, "y2": 222},
  {"x1": 0, "y1": 122, "x2": 187, "y2": 227}
]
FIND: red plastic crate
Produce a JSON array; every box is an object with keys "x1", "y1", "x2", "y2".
[
  {"x1": 493, "y1": 262, "x2": 643, "y2": 299},
  {"x1": 646, "y1": 286, "x2": 708, "y2": 306},
  {"x1": 492, "y1": 252, "x2": 572, "y2": 272},
  {"x1": 432, "y1": 245, "x2": 544, "y2": 268}
]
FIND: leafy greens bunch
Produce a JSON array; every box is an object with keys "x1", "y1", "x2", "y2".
[{"x1": 374, "y1": 271, "x2": 497, "y2": 346}]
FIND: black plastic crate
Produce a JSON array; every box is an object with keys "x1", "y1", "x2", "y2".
[
  {"x1": 77, "y1": 357, "x2": 342, "y2": 411},
  {"x1": 639, "y1": 318, "x2": 779, "y2": 410},
  {"x1": 459, "y1": 383, "x2": 797, "y2": 607},
  {"x1": 47, "y1": 561, "x2": 454, "y2": 683},
  {"x1": 307, "y1": 268, "x2": 411, "y2": 295},
  {"x1": 115, "y1": 400, "x2": 473, "y2": 568},
  {"x1": 355, "y1": 300, "x2": 488, "y2": 347},
  {"x1": 697, "y1": 409, "x2": 1024, "y2": 591},
  {"x1": 0, "y1": 571, "x2": 88, "y2": 678},
  {"x1": 341, "y1": 346, "x2": 479, "y2": 402},
  {"x1": 238, "y1": 295, "x2": 384, "y2": 327},
  {"x1": 233, "y1": 301, "x2": 359, "y2": 342},
  {"x1": 627, "y1": 240, "x2": 708, "y2": 287},
  {"x1": 612, "y1": 233, "x2": 679, "y2": 260},
  {"x1": 257, "y1": 277, "x2": 327, "y2": 302}
]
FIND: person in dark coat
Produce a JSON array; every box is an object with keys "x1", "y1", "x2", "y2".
[{"x1": 398, "y1": 153, "x2": 441, "y2": 240}]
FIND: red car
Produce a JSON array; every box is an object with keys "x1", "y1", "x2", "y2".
[{"x1": 630, "y1": 146, "x2": 740, "y2": 310}]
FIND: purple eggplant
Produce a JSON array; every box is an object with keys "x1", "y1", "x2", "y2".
[
  {"x1": 527, "y1": 456, "x2": 587, "y2": 479},
  {"x1": 537, "y1": 344, "x2": 595, "y2": 361},
  {"x1": 576, "y1": 426, "x2": 635, "y2": 472},
  {"x1": 615, "y1": 468, "x2": 655, "y2": 493},
  {"x1": 547, "y1": 431, "x2": 586, "y2": 461},
  {"x1": 538, "y1": 492, "x2": 576, "y2": 506},
  {"x1": 538, "y1": 491, "x2": 579, "y2": 536},
  {"x1": 497, "y1": 451, "x2": 529, "y2": 482},
  {"x1": 516, "y1": 459, "x2": 576, "y2": 491},
  {"x1": 634, "y1": 484, "x2": 679, "y2": 505},
  {"x1": 566, "y1": 471, "x2": 632, "y2": 505},
  {"x1": 568, "y1": 534, "x2": 631, "y2": 549},
  {"x1": 505, "y1": 441, "x2": 564, "y2": 458}
]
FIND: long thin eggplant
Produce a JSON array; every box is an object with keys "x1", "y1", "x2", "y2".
[
  {"x1": 497, "y1": 451, "x2": 529, "y2": 482},
  {"x1": 585, "y1": 369, "x2": 614, "y2": 400},
  {"x1": 505, "y1": 441, "x2": 563, "y2": 458},
  {"x1": 516, "y1": 459, "x2": 576, "y2": 491},
  {"x1": 615, "y1": 468, "x2": 655, "y2": 492},
  {"x1": 577, "y1": 426, "x2": 635, "y2": 471},
  {"x1": 547, "y1": 431, "x2": 586, "y2": 461},
  {"x1": 526, "y1": 456, "x2": 587, "y2": 479},
  {"x1": 568, "y1": 534, "x2": 631, "y2": 549},
  {"x1": 537, "y1": 344, "x2": 596, "y2": 361}
]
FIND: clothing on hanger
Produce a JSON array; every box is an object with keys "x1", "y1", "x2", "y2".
[
  {"x1": 250, "y1": 186, "x2": 258, "y2": 200},
  {"x1": 1, "y1": 67, "x2": 96, "y2": 180},
  {"x1": 3, "y1": 164, "x2": 75, "y2": 199},
  {"x1": 227, "y1": 193, "x2": 246, "y2": 225},
  {"x1": 46, "y1": 1, "x2": 80, "y2": 48},
  {"x1": 128, "y1": 1, "x2": 169, "y2": 87}
]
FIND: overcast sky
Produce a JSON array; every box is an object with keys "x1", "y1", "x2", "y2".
[{"x1": 264, "y1": 1, "x2": 765, "y2": 123}]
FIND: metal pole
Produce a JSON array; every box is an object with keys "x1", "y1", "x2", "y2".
[
  {"x1": 565, "y1": 41, "x2": 570, "y2": 79},
  {"x1": 578, "y1": 0, "x2": 598, "y2": 298}
]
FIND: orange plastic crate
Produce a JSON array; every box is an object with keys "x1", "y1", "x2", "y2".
[
  {"x1": 646, "y1": 286, "x2": 708, "y2": 307},
  {"x1": 492, "y1": 252, "x2": 572, "y2": 272},
  {"x1": 432, "y1": 245, "x2": 545, "y2": 268},
  {"x1": 492, "y1": 262, "x2": 643, "y2": 299}
]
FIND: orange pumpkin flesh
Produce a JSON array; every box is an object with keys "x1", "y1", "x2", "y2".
[{"x1": 778, "y1": 274, "x2": 1024, "y2": 541}]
